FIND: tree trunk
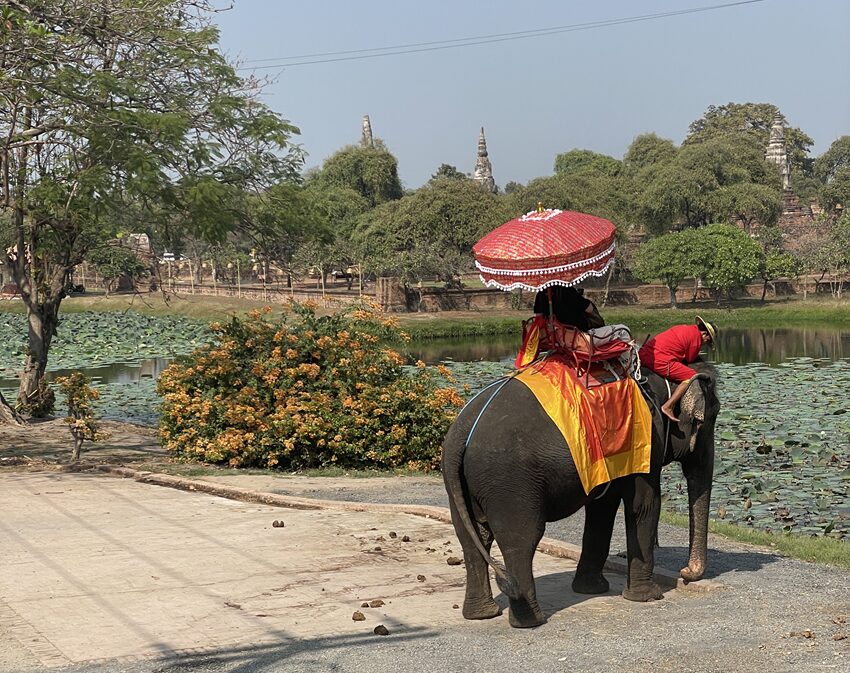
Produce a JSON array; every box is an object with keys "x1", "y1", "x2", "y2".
[
  {"x1": 0, "y1": 391, "x2": 24, "y2": 425},
  {"x1": 602, "y1": 264, "x2": 613, "y2": 307},
  {"x1": 669, "y1": 285, "x2": 678, "y2": 309},
  {"x1": 71, "y1": 433, "x2": 83, "y2": 462},
  {"x1": 761, "y1": 279, "x2": 768, "y2": 303},
  {"x1": 18, "y1": 297, "x2": 61, "y2": 416},
  {"x1": 680, "y1": 434, "x2": 715, "y2": 582}
]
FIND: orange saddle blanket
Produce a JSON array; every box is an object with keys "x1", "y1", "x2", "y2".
[{"x1": 514, "y1": 353, "x2": 652, "y2": 494}]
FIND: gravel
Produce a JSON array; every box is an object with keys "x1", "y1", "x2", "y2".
[{"x1": 10, "y1": 475, "x2": 849, "y2": 673}]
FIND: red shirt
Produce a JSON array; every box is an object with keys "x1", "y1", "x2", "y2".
[{"x1": 638, "y1": 324, "x2": 703, "y2": 382}]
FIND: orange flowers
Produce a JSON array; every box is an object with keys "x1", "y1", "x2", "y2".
[{"x1": 158, "y1": 301, "x2": 462, "y2": 471}]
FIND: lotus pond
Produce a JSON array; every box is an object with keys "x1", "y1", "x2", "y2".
[{"x1": 0, "y1": 311, "x2": 848, "y2": 540}]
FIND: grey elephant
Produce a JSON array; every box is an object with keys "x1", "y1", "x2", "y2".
[{"x1": 441, "y1": 362, "x2": 719, "y2": 628}]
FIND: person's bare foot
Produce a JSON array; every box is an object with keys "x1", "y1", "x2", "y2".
[{"x1": 661, "y1": 404, "x2": 679, "y2": 422}]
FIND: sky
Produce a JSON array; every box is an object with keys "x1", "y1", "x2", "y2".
[{"x1": 213, "y1": 0, "x2": 850, "y2": 190}]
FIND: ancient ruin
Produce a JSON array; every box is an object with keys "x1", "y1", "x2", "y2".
[
  {"x1": 361, "y1": 114, "x2": 374, "y2": 148},
  {"x1": 765, "y1": 113, "x2": 791, "y2": 190},
  {"x1": 472, "y1": 127, "x2": 497, "y2": 193}
]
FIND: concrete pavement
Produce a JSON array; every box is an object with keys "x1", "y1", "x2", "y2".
[{"x1": 0, "y1": 471, "x2": 631, "y2": 670}]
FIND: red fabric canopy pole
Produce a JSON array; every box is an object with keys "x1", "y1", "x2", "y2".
[{"x1": 473, "y1": 208, "x2": 616, "y2": 291}]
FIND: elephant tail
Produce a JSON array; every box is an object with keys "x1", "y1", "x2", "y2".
[{"x1": 443, "y1": 400, "x2": 520, "y2": 600}]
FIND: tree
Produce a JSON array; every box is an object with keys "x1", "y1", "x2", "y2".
[
  {"x1": 633, "y1": 230, "x2": 700, "y2": 308},
  {"x1": 758, "y1": 250, "x2": 801, "y2": 302},
  {"x1": 430, "y1": 164, "x2": 468, "y2": 183},
  {"x1": 311, "y1": 144, "x2": 403, "y2": 207},
  {"x1": 814, "y1": 136, "x2": 850, "y2": 213},
  {"x1": 691, "y1": 224, "x2": 762, "y2": 300},
  {"x1": 685, "y1": 102, "x2": 814, "y2": 173},
  {"x1": 243, "y1": 184, "x2": 330, "y2": 288},
  {"x1": 0, "y1": 1, "x2": 302, "y2": 415},
  {"x1": 355, "y1": 178, "x2": 509, "y2": 284},
  {"x1": 802, "y1": 212, "x2": 850, "y2": 297},
  {"x1": 507, "y1": 173, "x2": 636, "y2": 233},
  {"x1": 554, "y1": 149, "x2": 621, "y2": 177},
  {"x1": 622, "y1": 133, "x2": 677, "y2": 176},
  {"x1": 87, "y1": 245, "x2": 147, "y2": 296},
  {"x1": 638, "y1": 134, "x2": 781, "y2": 233},
  {"x1": 711, "y1": 182, "x2": 782, "y2": 232}
]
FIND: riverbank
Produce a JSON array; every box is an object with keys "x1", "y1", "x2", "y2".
[{"x1": 5, "y1": 292, "x2": 850, "y2": 337}]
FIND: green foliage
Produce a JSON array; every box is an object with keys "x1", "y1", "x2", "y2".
[
  {"x1": 685, "y1": 102, "x2": 814, "y2": 172},
  {"x1": 712, "y1": 182, "x2": 783, "y2": 231},
  {"x1": 633, "y1": 230, "x2": 700, "y2": 306},
  {"x1": 622, "y1": 133, "x2": 677, "y2": 176},
  {"x1": 245, "y1": 183, "x2": 331, "y2": 277},
  {"x1": 355, "y1": 178, "x2": 510, "y2": 283},
  {"x1": 814, "y1": 137, "x2": 850, "y2": 212},
  {"x1": 693, "y1": 224, "x2": 763, "y2": 297},
  {"x1": 553, "y1": 149, "x2": 621, "y2": 177},
  {"x1": 87, "y1": 245, "x2": 147, "y2": 289},
  {"x1": 1, "y1": 0, "x2": 302, "y2": 412},
  {"x1": 430, "y1": 164, "x2": 468, "y2": 182},
  {"x1": 157, "y1": 304, "x2": 464, "y2": 470},
  {"x1": 638, "y1": 134, "x2": 781, "y2": 232},
  {"x1": 507, "y1": 173, "x2": 636, "y2": 233},
  {"x1": 312, "y1": 145, "x2": 403, "y2": 207},
  {"x1": 760, "y1": 250, "x2": 801, "y2": 283},
  {"x1": 813, "y1": 136, "x2": 850, "y2": 183}
]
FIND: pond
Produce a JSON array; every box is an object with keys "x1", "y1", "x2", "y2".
[
  {"x1": 1, "y1": 316, "x2": 847, "y2": 540},
  {"x1": 409, "y1": 327, "x2": 850, "y2": 366}
]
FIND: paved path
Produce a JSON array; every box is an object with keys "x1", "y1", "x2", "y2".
[
  {"x1": 0, "y1": 470, "x2": 847, "y2": 673},
  {"x1": 0, "y1": 471, "x2": 623, "y2": 670}
]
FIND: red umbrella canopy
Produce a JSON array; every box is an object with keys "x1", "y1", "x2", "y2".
[{"x1": 473, "y1": 208, "x2": 616, "y2": 291}]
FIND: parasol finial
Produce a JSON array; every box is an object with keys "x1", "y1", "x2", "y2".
[{"x1": 536, "y1": 201, "x2": 544, "y2": 214}]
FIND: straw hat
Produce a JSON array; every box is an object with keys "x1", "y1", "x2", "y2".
[{"x1": 695, "y1": 316, "x2": 718, "y2": 344}]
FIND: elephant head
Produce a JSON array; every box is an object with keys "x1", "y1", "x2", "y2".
[
  {"x1": 642, "y1": 363, "x2": 719, "y2": 582},
  {"x1": 672, "y1": 366, "x2": 719, "y2": 582}
]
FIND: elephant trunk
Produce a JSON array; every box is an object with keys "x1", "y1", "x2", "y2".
[{"x1": 680, "y1": 436, "x2": 714, "y2": 582}]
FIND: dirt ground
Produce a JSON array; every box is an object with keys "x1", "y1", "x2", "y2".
[{"x1": 0, "y1": 418, "x2": 164, "y2": 469}]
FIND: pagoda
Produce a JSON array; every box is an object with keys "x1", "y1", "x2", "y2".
[{"x1": 472, "y1": 127, "x2": 497, "y2": 193}]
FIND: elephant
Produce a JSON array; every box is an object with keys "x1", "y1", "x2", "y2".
[{"x1": 441, "y1": 361, "x2": 719, "y2": 628}]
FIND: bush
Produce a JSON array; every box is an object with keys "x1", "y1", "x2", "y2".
[
  {"x1": 55, "y1": 372, "x2": 107, "y2": 461},
  {"x1": 157, "y1": 303, "x2": 464, "y2": 471}
]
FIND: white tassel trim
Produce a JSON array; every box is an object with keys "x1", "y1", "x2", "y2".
[
  {"x1": 478, "y1": 258, "x2": 614, "y2": 292},
  {"x1": 475, "y1": 241, "x2": 615, "y2": 276}
]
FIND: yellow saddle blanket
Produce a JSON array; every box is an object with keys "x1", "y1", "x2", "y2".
[{"x1": 514, "y1": 354, "x2": 652, "y2": 494}]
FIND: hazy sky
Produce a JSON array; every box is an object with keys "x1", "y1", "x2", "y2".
[{"x1": 214, "y1": 0, "x2": 850, "y2": 190}]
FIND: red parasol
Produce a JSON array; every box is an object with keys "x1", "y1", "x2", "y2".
[{"x1": 473, "y1": 207, "x2": 616, "y2": 291}]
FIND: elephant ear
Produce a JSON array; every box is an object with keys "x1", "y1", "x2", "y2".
[{"x1": 678, "y1": 375, "x2": 710, "y2": 452}]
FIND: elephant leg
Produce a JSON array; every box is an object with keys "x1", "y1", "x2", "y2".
[
  {"x1": 490, "y1": 517, "x2": 546, "y2": 628},
  {"x1": 449, "y1": 501, "x2": 501, "y2": 620},
  {"x1": 573, "y1": 487, "x2": 621, "y2": 594},
  {"x1": 621, "y1": 472, "x2": 663, "y2": 602}
]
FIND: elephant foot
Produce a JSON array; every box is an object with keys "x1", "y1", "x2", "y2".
[
  {"x1": 572, "y1": 572, "x2": 610, "y2": 595},
  {"x1": 462, "y1": 598, "x2": 502, "y2": 620},
  {"x1": 508, "y1": 603, "x2": 546, "y2": 628},
  {"x1": 622, "y1": 582, "x2": 664, "y2": 602}
]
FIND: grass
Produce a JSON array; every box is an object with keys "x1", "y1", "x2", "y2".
[
  {"x1": 661, "y1": 510, "x2": 850, "y2": 571},
  {"x1": 398, "y1": 298, "x2": 850, "y2": 340},
  {"x1": 4, "y1": 291, "x2": 850, "y2": 338}
]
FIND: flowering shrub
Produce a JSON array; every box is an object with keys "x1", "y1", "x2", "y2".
[
  {"x1": 157, "y1": 302, "x2": 464, "y2": 470},
  {"x1": 55, "y1": 372, "x2": 108, "y2": 461}
]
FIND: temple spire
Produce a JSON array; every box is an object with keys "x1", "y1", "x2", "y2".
[
  {"x1": 361, "y1": 114, "x2": 374, "y2": 148},
  {"x1": 473, "y1": 127, "x2": 496, "y2": 193},
  {"x1": 765, "y1": 112, "x2": 791, "y2": 190}
]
